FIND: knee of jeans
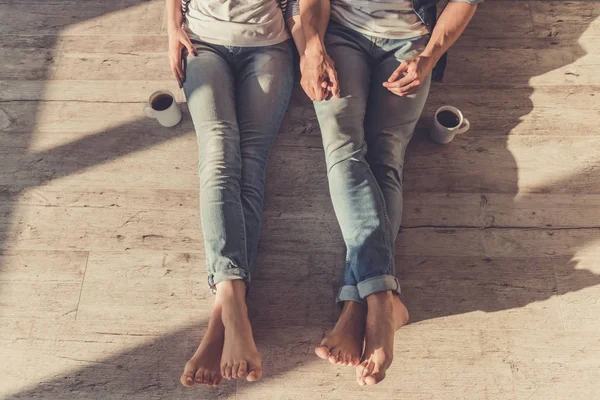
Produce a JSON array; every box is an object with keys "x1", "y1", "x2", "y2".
[
  {"x1": 325, "y1": 141, "x2": 368, "y2": 173},
  {"x1": 369, "y1": 162, "x2": 403, "y2": 187},
  {"x1": 199, "y1": 138, "x2": 240, "y2": 187}
]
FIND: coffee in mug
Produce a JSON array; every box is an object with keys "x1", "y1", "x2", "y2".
[
  {"x1": 429, "y1": 106, "x2": 470, "y2": 144},
  {"x1": 143, "y1": 90, "x2": 182, "y2": 127}
]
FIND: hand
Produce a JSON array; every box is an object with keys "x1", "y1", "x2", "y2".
[
  {"x1": 300, "y1": 52, "x2": 340, "y2": 102},
  {"x1": 168, "y1": 25, "x2": 197, "y2": 88},
  {"x1": 383, "y1": 54, "x2": 435, "y2": 96}
]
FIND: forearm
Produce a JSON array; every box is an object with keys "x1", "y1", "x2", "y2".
[
  {"x1": 166, "y1": 0, "x2": 183, "y2": 32},
  {"x1": 421, "y1": 2, "x2": 477, "y2": 63},
  {"x1": 288, "y1": 16, "x2": 307, "y2": 55},
  {"x1": 300, "y1": 0, "x2": 330, "y2": 57}
]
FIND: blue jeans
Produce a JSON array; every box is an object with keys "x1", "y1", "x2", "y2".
[
  {"x1": 183, "y1": 40, "x2": 294, "y2": 289},
  {"x1": 313, "y1": 22, "x2": 431, "y2": 304}
]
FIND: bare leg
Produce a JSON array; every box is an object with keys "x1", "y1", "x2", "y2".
[
  {"x1": 180, "y1": 304, "x2": 225, "y2": 387},
  {"x1": 356, "y1": 291, "x2": 409, "y2": 386},
  {"x1": 315, "y1": 301, "x2": 366, "y2": 366},
  {"x1": 218, "y1": 280, "x2": 263, "y2": 381}
]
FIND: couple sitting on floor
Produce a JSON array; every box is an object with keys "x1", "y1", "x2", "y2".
[{"x1": 165, "y1": 0, "x2": 480, "y2": 387}]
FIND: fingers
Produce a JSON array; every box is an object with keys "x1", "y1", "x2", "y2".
[
  {"x1": 302, "y1": 78, "x2": 326, "y2": 102},
  {"x1": 383, "y1": 69, "x2": 416, "y2": 89},
  {"x1": 170, "y1": 57, "x2": 183, "y2": 88},
  {"x1": 181, "y1": 33, "x2": 198, "y2": 57},
  {"x1": 388, "y1": 61, "x2": 408, "y2": 82},
  {"x1": 327, "y1": 67, "x2": 340, "y2": 98},
  {"x1": 386, "y1": 78, "x2": 421, "y2": 97}
]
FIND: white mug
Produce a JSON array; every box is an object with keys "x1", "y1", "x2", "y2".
[
  {"x1": 429, "y1": 105, "x2": 470, "y2": 144},
  {"x1": 143, "y1": 90, "x2": 182, "y2": 127}
]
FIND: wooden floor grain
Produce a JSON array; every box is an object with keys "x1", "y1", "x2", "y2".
[{"x1": 1, "y1": 1, "x2": 600, "y2": 399}]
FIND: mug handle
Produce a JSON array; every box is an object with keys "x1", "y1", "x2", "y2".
[
  {"x1": 143, "y1": 103, "x2": 155, "y2": 119},
  {"x1": 455, "y1": 118, "x2": 470, "y2": 134}
]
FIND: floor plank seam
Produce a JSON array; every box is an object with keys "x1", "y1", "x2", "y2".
[
  {"x1": 550, "y1": 263, "x2": 568, "y2": 332},
  {"x1": 74, "y1": 251, "x2": 90, "y2": 322}
]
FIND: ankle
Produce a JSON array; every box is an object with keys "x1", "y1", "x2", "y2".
[
  {"x1": 215, "y1": 279, "x2": 247, "y2": 303},
  {"x1": 342, "y1": 301, "x2": 366, "y2": 317},
  {"x1": 365, "y1": 290, "x2": 394, "y2": 305}
]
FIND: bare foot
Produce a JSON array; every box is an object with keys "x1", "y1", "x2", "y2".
[
  {"x1": 356, "y1": 291, "x2": 409, "y2": 386},
  {"x1": 315, "y1": 301, "x2": 366, "y2": 366},
  {"x1": 218, "y1": 280, "x2": 263, "y2": 382},
  {"x1": 181, "y1": 304, "x2": 225, "y2": 387}
]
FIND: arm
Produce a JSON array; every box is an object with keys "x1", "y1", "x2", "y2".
[
  {"x1": 297, "y1": 0, "x2": 340, "y2": 101},
  {"x1": 286, "y1": 0, "x2": 306, "y2": 56},
  {"x1": 384, "y1": 1, "x2": 478, "y2": 96},
  {"x1": 166, "y1": 0, "x2": 197, "y2": 87}
]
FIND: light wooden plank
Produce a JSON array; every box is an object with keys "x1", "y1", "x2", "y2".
[
  {"x1": 393, "y1": 227, "x2": 600, "y2": 259},
  {"x1": 236, "y1": 328, "x2": 600, "y2": 400},
  {"x1": 6, "y1": 132, "x2": 600, "y2": 194},
  {"x1": 54, "y1": 52, "x2": 171, "y2": 81},
  {"x1": 403, "y1": 192, "x2": 600, "y2": 229},
  {"x1": 5, "y1": 205, "x2": 203, "y2": 252},
  {"x1": 445, "y1": 37, "x2": 600, "y2": 86},
  {"x1": 77, "y1": 250, "x2": 339, "y2": 327},
  {"x1": 398, "y1": 256, "x2": 562, "y2": 330},
  {"x1": 530, "y1": 0, "x2": 600, "y2": 39},
  {"x1": 0, "y1": 251, "x2": 87, "y2": 318},
  {"x1": 2, "y1": 84, "x2": 597, "y2": 140},
  {"x1": 0, "y1": 319, "x2": 236, "y2": 399},
  {"x1": 554, "y1": 256, "x2": 600, "y2": 332},
  {"x1": 0, "y1": 80, "x2": 183, "y2": 102},
  {"x1": 6, "y1": 196, "x2": 600, "y2": 262},
  {"x1": 0, "y1": 35, "x2": 62, "y2": 80},
  {"x1": 482, "y1": 329, "x2": 600, "y2": 400},
  {"x1": 0, "y1": 1, "x2": 165, "y2": 35},
  {"x1": 76, "y1": 251, "x2": 206, "y2": 324},
  {"x1": 5, "y1": 187, "x2": 600, "y2": 230},
  {"x1": 60, "y1": 32, "x2": 167, "y2": 53},
  {"x1": 462, "y1": 0, "x2": 535, "y2": 38}
]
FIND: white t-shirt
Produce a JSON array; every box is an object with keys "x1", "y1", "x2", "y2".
[
  {"x1": 331, "y1": 0, "x2": 483, "y2": 39},
  {"x1": 184, "y1": 0, "x2": 290, "y2": 47}
]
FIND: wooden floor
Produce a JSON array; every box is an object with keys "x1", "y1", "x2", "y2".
[{"x1": 1, "y1": 0, "x2": 600, "y2": 399}]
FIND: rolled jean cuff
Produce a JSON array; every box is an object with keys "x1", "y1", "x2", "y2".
[
  {"x1": 208, "y1": 268, "x2": 248, "y2": 293},
  {"x1": 357, "y1": 275, "x2": 400, "y2": 299},
  {"x1": 337, "y1": 285, "x2": 366, "y2": 305}
]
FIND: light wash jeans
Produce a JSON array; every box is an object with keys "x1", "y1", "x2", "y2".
[
  {"x1": 183, "y1": 40, "x2": 294, "y2": 289},
  {"x1": 313, "y1": 22, "x2": 432, "y2": 304}
]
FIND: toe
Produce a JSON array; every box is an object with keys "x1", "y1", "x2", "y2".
[
  {"x1": 356, "y1": 365, "x2": 366, "y2": 386},
  {"x1": 222, "y1": 364, "x2": 233, "y2": 380},
  {"x1": 365, "y1": 370, "x2": 386, "y2": 385},
  {"x1": 357, "y1": 360, "x2": 374, "y2": 385},
  {"x1": 181, "y1": 360, "x2": 197, "y2": 387},
  {"x1": 247, "y1": 365, "x2": 263, "y2": 382},
  {"x1": 237, "y1": 361, "x2": 248, "y2": 378},
  {"x1": 180, "y1": 372, "x2": 195, "y2": 387},
  {"x1": 315, "y1": 345, "x2": 330, "y2": 360},
  {"x1": 202, "y1": 369, "x2": 212, "y2": 384},
  {"x1": 232, "y1": 362, "x2": 239, "y2": 379},
  {"x1": 344, "y1": 354, "x2": 352, "y2": 366},
  {"x1": 194, "y1": 368, "x2": 205, "y2": 385},
  {"x1": 212, "y1": 374, "x2": 223, "y2": 386}
]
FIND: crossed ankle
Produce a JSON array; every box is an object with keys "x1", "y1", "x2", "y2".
[{"x1": 365, "y1": 289, "x2": 395, "y2": 303}]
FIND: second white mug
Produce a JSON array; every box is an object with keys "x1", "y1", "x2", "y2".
[{"x1": 429, "y1": 105, "x2": 470, "y2": 144}]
